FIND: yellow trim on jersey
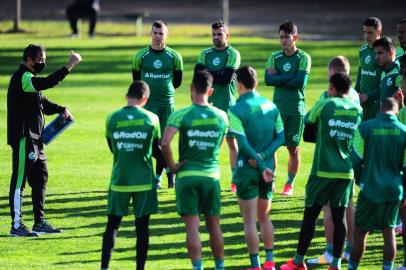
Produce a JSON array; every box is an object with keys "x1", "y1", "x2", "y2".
[
  {"x1": 316, "y1": 171, "x2": 354, "y2": 180},
  {"x1": 110, "y1": 183, "x2": 152, "y2": 192},
  {"x1": 177, "y1": 170, "x2": 220, "y2": 180}
]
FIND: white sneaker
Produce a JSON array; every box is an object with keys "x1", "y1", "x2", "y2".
[{"x1": 306, "y1": 251, "x2": 333, "y2": 265}]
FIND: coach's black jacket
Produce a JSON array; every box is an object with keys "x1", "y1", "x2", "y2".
[{"x1": 7, "y1": 64, "x2": 69, "y2": 146}]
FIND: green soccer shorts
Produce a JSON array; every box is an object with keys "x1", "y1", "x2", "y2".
[
  {"x1": 305, "y1": 176, "x2": 353, "y2": 208},
  {"x1": 175, "y1": 175, "x2": 221, "y2": 216},
  {"x1": 144, "y1": 103, "x2": 174, "y2": 132},
  {"x1": 281, "y1": 115, "x2": 304, "y2": 147},
  {"x1": 233, "y1": 170, "x2": 273, "y2": 201},
  {"x1": 355, "y1": 192, "x2": 400, "y2": 231},
  {"x1": 107, "y1": 188, "x2": 158, "y2": 217}
]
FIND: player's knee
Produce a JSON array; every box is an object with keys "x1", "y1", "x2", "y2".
[{"x1": 287, "y1": 146, "x2": 299, "y2": 156}]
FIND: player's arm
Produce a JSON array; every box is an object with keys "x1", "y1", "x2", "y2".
[
  {"x1": 212, "y1": 49, "x2": 240, "y2": 85},
  {"x1": 228, "y1": 109, "x2": 268, "y2": 172},
  {"x1": 172, "y1": 51, "x2": 184, "y2": 89},
  {"x1": 303, "y1": 100, "x2": 326, "y2": 143},
  {"x1": 132, "y1": 52, "x2": 142, "y2": 81},
  {"x1": 281, "y1": 53, "x2": 311, "y2": 89},
  {"x1": 365, "y1": 86, "x2": 381, "y2": 101},
  {"x1": 350, "y1": 128, "x2": 365, "y2": 184},
  {"x1": 41, "y1": 94, "x2": 67, "y2": 115},
  {"x1": 259, "y1": 112, "x2": 285, "y2": 159},
  {"x1": 264, "y1": 55, "x2": 295, "y2": 86},
  {"x1": 161, "y1": 126, "x2": 182, "y2": 173},
  {"x1": 105, "y1": 114, "x2": 113, "y2": 153}
]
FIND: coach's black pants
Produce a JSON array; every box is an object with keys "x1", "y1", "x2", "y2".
[
  {"x1": 66, "y1": 3, "x2": 97, "y2": 35},
  {"x1": 9, "y1": 137, "x2": 48, "y2": 229}
]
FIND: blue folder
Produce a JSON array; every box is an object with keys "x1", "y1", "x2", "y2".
[{"x1": 41, "y1": 114, "x2": 74, "y2": 145}]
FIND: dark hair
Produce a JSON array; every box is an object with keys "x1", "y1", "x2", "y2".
[
  {"x1": 380, "y1": 97, "x2": 398, "y2": 112},
  {"x1": 23, "y1": 44, "x2": 45, "y2": 62},
  {"x1": 127, "y1": 81, "x2": 150, "y2": 99},
  {"x1": 152, "y1": 20, "x2": 168, "y2": 29},
  {"x1": 329, "y1": 73, "x2": 351, "y2": 95},
  {"x1": 279, "y1": 20, "x2": 298, "y2": 35},
  {"x1": 328, "y1": 56, "x2": 350, "y2": 74},
  {"x1": 192, "y1": 70, "x2": 213, "y2": 94},
  {"x1": 399, "y1": 54, "x2": 406, "y2": 65},
  {"x1": 236, "y1": 65, "x2": 258, "y2": 89},
  {"x1": 363, "y1": 17, "x2": 382, "y2": 30},
  {"x1": 399, "y1": 18, "x2": 406, "y2": 25},
  {"x1": 211, "y1": 19, "x2": 228, "y2": 32},
  {"x1": 373, "y1": 37, "x2": 396, "y2": 52}
]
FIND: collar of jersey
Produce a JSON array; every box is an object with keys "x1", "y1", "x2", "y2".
[{"x1": 376, "y1": 112, "x2": 398, "y2": 121}]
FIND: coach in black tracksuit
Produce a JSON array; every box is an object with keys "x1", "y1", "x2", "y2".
[{"x1": 7, "y1": 44, "x2": 81, "y2": 236}]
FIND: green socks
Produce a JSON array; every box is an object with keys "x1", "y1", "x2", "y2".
[
  {"x1": 326, "y1": 243, "x2": 334, "y2": 256},
  {"x1": 214, "y1": 257, "x2": 224, "y2": 270},
  {"x1": 344, "y1": 240, "x2": 352, "y2": 254},
  {"x1": 249, "y1": 253, "x2": 261, "y2": 268},
  {"x1": 382, "y1": 260, "x2": 394, "y2": 270},
  {"x1": 293, "y1": 253, "x2": 304, "y2": 265},
  {"x1": 331, "y1": 257, "x2": 341, "y2": 268},
  {"x1": 192, "y1": 259, "x2": 203, "y2": 270},
  {"x1": 265, "y1": 248, "x2": 274, "y2": 262},
  {"x1": 348, "y1": 259, "x2": 359, "y2": 270},
  {"x1": 286, "y1": 172, "x2": 296, "y2": 185}
]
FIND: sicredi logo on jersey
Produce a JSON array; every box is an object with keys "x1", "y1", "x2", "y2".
[
  {"x1": 283, "y1": 62, "x2": 291, "y2": 72},
  {"x1": 153, "y1": 59, "x2": 163, "y2": 69},
  {"x1": 213, "y1": 57, "x2": 221, "y2": 66}
]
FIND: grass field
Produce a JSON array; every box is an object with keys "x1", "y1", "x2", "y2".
[{"x1": 0, "y1": 21, "x2": 402, "y2": 269}]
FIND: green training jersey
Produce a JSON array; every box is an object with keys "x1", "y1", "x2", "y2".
[
  {"x1": 132, "y1": 46, "x2": 183, "y2": 107},
  {"x1": 355, "y1": 44, "x2": 383, "y2": 97},
  {"x1": 319, "y1": 87, "x2": 360, "y2": 104},
  {"x1": 399, "y1": 106, "x2": 406, "y2": 124},
  {"x1": 265, "y1": 49, "x2": 311, "y2": 116},
  {"x1": 306, "y1": 97, "x2": 362, "y2": 179},
  {"x1": 379, "y1": 61, "x2": 402, "y2": 101},
  {"x1": 397, "y1": 47, "x2": 406, "y2": 59},
  {"x1": 228, "y1": 91, "x2": 285, "y2": 174},
  {"x1": 167, "y1": 104, "x2": 228, "y2": 178},
  {"x1": 352, "y1": 113, "x2": 406, "y2": 202},
  {"x1": 197, "y1": 45, "x2": 241, "y2": 111},
  {"x1": 106, "y1": 106, "x2": 160, "y2": 192}
]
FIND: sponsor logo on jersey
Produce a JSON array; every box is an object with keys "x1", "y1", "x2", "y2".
[
  {"x1": 187, "y1": 130, "x2": 220, "y2": 138},
  {"x1": 329, "y1": 129, "x2": 353, "y2": 139},
  {"x1": 387, "y1": 77, "x2": 393, "y2": 86},
  {"x1": 153, "y1": 59, "x2": 163, "y2": 69},
  {"x1": 283, "y1": 62, "x2": 291, "y2": 72},
  {"x1": 361, "y1": 69, "x2": 377, "y2": 77},
  {"x1": 188, "y1": 139, "x2": 216, "y2": 150},
  {"x1": 372, "y1": 128, "x2": 400, "y2": 135},
  {"x1": 117, "y1": 141, "x2": 143, "y2": 151},
  {"x1": 365, "y1": 55, "x2": 371, "y2": 64},
  {"x1": 113, "y1": 131, "x2": 148, "y2": 140},
  {"x1": 328, "y1": 119, "x2": 358, "y2": 129},
  {"x1": 116, "y1": 119, "x2": 144, "y2": 128},
  {"x1": 144, "y1": 72, "x2": 171, "y2": 79},
  {"x1": 191, "y1": 118, "x2": 218, "y2": 126},
  {"x1": 213, "y1": 57, "x2": 221, "y2": 66},
  {"x1": 333, "y1": 109, "x2": 358, "y2": 117},
  {"x1": 28, "y1": 151, "x2": 35, "y2": 160}
]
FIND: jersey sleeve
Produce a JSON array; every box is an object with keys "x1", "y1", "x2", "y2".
[
  {"x1": 197, "y1": 50, "x2": 206, "y2": 65},
  {"x1": 173, "y1": 50, "x2": 184, "y2": 71},
  {"x1": 22, "y1": 72, "x2": 37, "y2": 93},
  {"x1": 399, "y1": 108, "x2": 406, "y2": 124},
  {"x1": 218, "y1": 110, "x2": 229, "y2": 135},
  {"x1": 299, "y1": 52, "x2": 311, "y2": 74},
  {"x1": 265, "y1": 54, "x2": 275, "y2": 69},
  {"x1": 227, "y1": 110, "x2": 246, "y2": 136},
  {"x1": 395, "y1": 74, "x2": 402, "y2": 88},
  {"x1": 132, "y1": 50, "x2": 143, "y2": 71},
  {"x1": 275, "y1": 112, "x2": 284, "y2": 134},
  {"x1": 306, "y1": 99, "x2": 328, "y2": 124},
  {"x1": 105, "y1": 113, "x2": 114, "y2": 138},
  {"x1": 226, "y1": 48, "x2": 241, "y2": 69}
]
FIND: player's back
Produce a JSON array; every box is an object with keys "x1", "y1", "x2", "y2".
[{"x1": 106, "y1": 106, "x2": 159, "y2": 190}]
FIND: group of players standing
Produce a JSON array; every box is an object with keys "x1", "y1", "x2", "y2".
[{"x1": 105, "y1": 17, "x2": 406, "y2": 270}]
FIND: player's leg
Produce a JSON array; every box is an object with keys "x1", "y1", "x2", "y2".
[
  {"x1": 257, "y1": 198, "x2": 275, "y2": 270},
  {"x1": 307, "y1": 205, "x2": 334, "y2": 265},
  {"x1": 330, "y1": 206, "x2": 347, "y2": 269},
  {"x1": 135, "y1": 215, "x2": 150, "y2": 270},
  {"x1": 183, "y1": 215, "x2": 203, "y2": 269},
  {"x1": 348, "y1": 226, "x2": 368, "y2": 270},
  {"x1": 205, "y1": 215, "x2": 224, "y2": 270},
  {"x1": 238, "y1": 197, "x2": 261, "y2": 269},
  {"x1": 226, "y1": 136, "x2": 238, "y2": 192},
  {"x1": 382, "y1": 227, "x2": 396, "y2": 270},
  {"x1": 101, "y1": 215, "x2": 123, "y2": 269},
  {"x1": 344, "y1": 199, "x2": 355, "y2": 260},
  {"x1": 88, "y1": 8, "x2": 97, "y2": 36},
  {"x1": 66, "y1": 4, "x2": 79, "y2": 35}
]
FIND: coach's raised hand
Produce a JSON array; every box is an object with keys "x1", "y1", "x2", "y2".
[{"x1": 65, "y1": 50, "x2": 82, "y2": 71}]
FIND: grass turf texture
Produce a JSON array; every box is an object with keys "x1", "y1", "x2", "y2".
[{"x1": 0, "y1": 21, "x2": 402, "y2": 269}]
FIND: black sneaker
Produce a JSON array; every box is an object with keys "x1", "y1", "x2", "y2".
[
  {"x1": 10, "y1": 224, "x2": 39, "y2": 237},
  {"x1": 32, "y1": 220, "x2": 63, "y2": 234}
]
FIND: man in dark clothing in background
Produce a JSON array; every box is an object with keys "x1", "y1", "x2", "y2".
[
  {"x1": 7, "y1": 44, "x2": 81, "y2": 236},
  {"x1": 66, "y1": 0, "x2": 100, "y2": 37}
]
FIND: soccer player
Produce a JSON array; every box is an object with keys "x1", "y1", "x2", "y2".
[
  {"x1": 307, "y1": 56, "x2": 357, "y2": 265},
  {"x1": 362, "y1": 37, "x2": 402, "y2": 104},
  {"x1": 161, "y1": 71, "x2": 228, "y2": 270},
  {"x1": 101, "y1": 81, "x2": 160, "y2": 270},
  {"x1": 7, "y1": 44, "x2": 81, "y2": 236},
  {"x1": 348, "y1": 97, "x2": 406, "y2": 270},
  {"x1": 356, "y1": 17, "x2": 383, "y2": 120},
  {"x1": 228, "y1": 66, "x2": 284, "y2": 270},
  {"x1": 280, "y1": 73, "x2": 362, "y2": 270},
  {"x1": 264, "y1": 20, "x2": 311, "y2": 196},
  {"x1": 194, "y1": 19, "x2": 241, "y2": 192},
  {"x1": 132, "y1": 20, "x2": 183, "y2": 188},
  {"x1": 397, "y1": 19, "x2": 406, "y2": 58}
]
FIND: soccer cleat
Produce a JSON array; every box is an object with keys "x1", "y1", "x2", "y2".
[
  {"x1": 9, "y1": 224, "x2": 39, "y2": 237},
  {"x1": 231, "y1": 182, "x2": 237, "y2": 192},
  {"x1": 32, "y1": 220, "x2": 63, "y2": 234},
  {"x1": 280, "y1": 259, "x2": 307, "y2": 270},
  {"x1": 263, "y1": 261, "x2": 276, "y2": 270},
  {"x1": 396, "y1": 266, "x2": 406, "y2": 270},
  {"x1": 306, "y1": 252, "x2": 333, "y2": 265},
  {"x1": 342, "y1": 251, "x2": 350, "y2": 261},
  {"x1": 281, "y1": 184, "x2": 293, "y2": 196}
]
